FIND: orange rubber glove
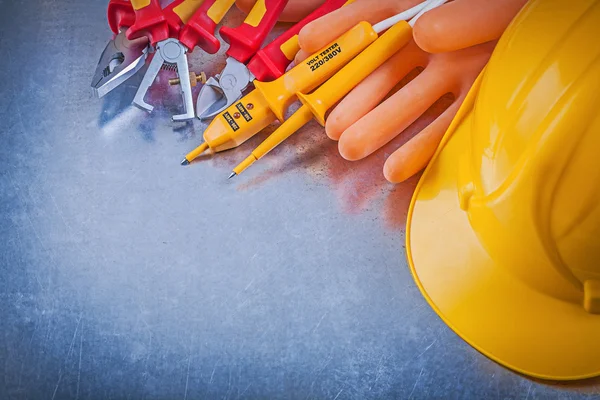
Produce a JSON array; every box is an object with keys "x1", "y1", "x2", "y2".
[
  {"x1": 330, "y1": 40, "x2": 495, "y2": 183},
  {"x1": 297, "y1": 0, "x2": 527, "y2": 182},
  {"x1": 235, "y1": 0, "x2": 527, "y2": 182}
]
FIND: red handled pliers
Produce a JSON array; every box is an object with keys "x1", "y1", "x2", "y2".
[
  {"x1": 92, "y1": 0, "x2": 236, "y2": 121},
  {"x1": 196, "y1": 0, "x2": 352, "y2": 120}
]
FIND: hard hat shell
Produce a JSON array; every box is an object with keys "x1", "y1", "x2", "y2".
[{"x1": 406, "y1": 0, "x2": 600, "y2": 380}]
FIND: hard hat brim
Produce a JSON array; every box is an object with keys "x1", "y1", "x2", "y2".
[{"x1": 406, "y1": 74, "x2": 600, "y2": 381}]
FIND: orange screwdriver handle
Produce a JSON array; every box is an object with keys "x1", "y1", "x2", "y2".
[
  {"x1": 126, "y1": 0, "x2": 170, "y2": 45},
  {"x1": 219, "y1": 0, "x2": 288, "y2": 64}
]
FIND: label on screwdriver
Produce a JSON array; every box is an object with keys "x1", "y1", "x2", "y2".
[
  {"x1": 305, "y1": 43, "x2": 343, "y2": 72},
  {"x1": 235, "y1": 103, "x2": 253, "y2": 122},
  {"x1": 223, "y1": 112, "x2": 240, "y2": 131}
]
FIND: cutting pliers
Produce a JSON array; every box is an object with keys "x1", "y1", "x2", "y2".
[
  {"x1": 196, "y1": 0, "x2": 353, "y2": 120},
  {"x1": 92, "y1": 0, "x2": 236, "y2": 121},
  {"x1": 91, "y1": 0, "x2": 146, "y2": 99}
]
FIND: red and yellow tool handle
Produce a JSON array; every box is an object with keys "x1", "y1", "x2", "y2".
[
  {"x1": 198, "y1": 21, "x2": 378, "y2": 155},
  {"x1": 219, "y1": 0, "x2": 288, "y2": 64},
  {"x1": 233, "y1": 21, "x2": 414, "y2": 176},
  {"x1": 162, "y1": 0, "x2": 198, "y2": 37},
  {"x1": 126, "y1": 0, "x2": 170, "y2": 45},
  {"x1": 107, "y1": 0, "x2": 135, "y2": 34},
  {"x1": 178, "y1": 0, "x2": 237, "y2": 54},
  {"x1": 247, "y1": 0, "x2": 353, "y2": 82}
]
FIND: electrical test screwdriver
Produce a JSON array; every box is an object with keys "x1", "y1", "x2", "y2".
[
  {"x1": 196, "y1": 0, "x2": 356, "y2": 120},
  {"x1": 228, "y1": 0, "x2": 448, "y2": 177},
  {"x1": 180, "y1": 0, "x2": 436, "y2": 165},
  {"x1": 180, "y1": 21, "x2": 378, "y2": 163}
]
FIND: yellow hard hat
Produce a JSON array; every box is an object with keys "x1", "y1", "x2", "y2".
[{"x1": 406, "y1": 0, "x2": 600, "y2": 380}]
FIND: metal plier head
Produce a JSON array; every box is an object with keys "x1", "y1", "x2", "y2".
[
  {"x1": 91, "y1": 30, "x2": 149, "y2": 98},
  {"x1": 92, "y1": 0, "x2": 237, "y2": 120},
  {"x1": 196, "y1": 57, "x2": 255, "y2": 120}
]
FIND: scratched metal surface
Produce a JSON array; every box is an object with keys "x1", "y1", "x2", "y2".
[{"x1": 0, "y1": 1, "x2": 599, "y2": 399}]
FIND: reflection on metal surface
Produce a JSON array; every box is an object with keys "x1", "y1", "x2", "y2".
[
  {"x1": 1, "y1": 1, "x2": 599, "y2": 398},
  {"x1": 207, "y1": 77, "x2": 455, "y2": 231},
  {"x1": 91, "y1": 30, "x2": 149, "y2": 98}
]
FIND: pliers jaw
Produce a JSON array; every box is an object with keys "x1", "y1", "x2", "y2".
[
  {"x1": 195, "y1": 77, "x2": 227, "y2": 120},
  {"x1": 91, "y1": 30, "x2": 149, "y2": 98},
  {"x1": 132, "y1": 38, "x2": 196, "y2": 122},
  {"x1": 196, "y1": 57, "x2": 255, "y2": 120}
]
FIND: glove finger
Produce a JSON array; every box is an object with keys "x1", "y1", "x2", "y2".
[
  {"x1": 235, "y1": 0, "x2": 325, "y2": 22},
  {"x1": 383, "y1": 96, "x2": 463, "y2": 183},
  {"x1": 294, "y1": 48, "x2": 311, "y2": 64},
  {"x1": 413, "y1": 0, "x2": 527, "y2": 53},
  {"x1": 325, "y1": 40, "x2": 428, "y2": 141},
  {"x1": 382, "y1": 42, "x2": 494, "y2": 182},
  {"x1": 299, "y1": 0, "x2": 424, "y2": 54},
  {"x1": 338, "y1": 65, "x2": 451, "y2": 161}
]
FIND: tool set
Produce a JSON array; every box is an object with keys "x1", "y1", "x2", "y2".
[{"x1": 92, "y1": 0, "x2": 446, "y2": 173}]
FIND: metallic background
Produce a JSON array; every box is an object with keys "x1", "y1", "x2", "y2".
[{"x1": 0, "y1": 0, "x2": 599, "y2": 398}]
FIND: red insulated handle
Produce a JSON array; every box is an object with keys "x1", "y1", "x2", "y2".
[
  {"x1": 219, "y1": 0, "x2": 288, "y2": 64},
  {"x1": 163, "y1": 0, "x2": 190, "y2": 37},
  {"x1": 126, "y1": 0, "x2": 170, "y2": 46},
  {"x1": 107, "y1": 0, "x2": 135, "y2": 34},
  {"x1": 178, "y1": 0, "x2": 222, "y2": 54},
  {"x1": 247, "y1": 0, "x2": 350, "y2": 81}
]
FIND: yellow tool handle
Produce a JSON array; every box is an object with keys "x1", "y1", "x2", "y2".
[
  {"x1": 244, "y1": 0, "x2": 268, "y2": 27},
  {"x1": 203, "y1": 90, "x2": 275, "y2": 152},
  {"x1": 176, "y1": 0, "x2": 237, "y2": 54},
  {"x1": 172, "y1": 0, "x2": 235, "y2": 24},
  {"x1": 252, "y1": 106, "x2": 313, "y2": 159},
  {"x1": 254, "y1": 21, "x2": 379, "y2": 122},
  {"x1": 233, "y1": 106, "x2": 314, "y2": 175},
  {"x1": 131, "y1": 0, "x2": 151, "y2": 10},
  {"x1": 299, "y1": 21, "x2": 413, "y2": 126},
  {"x1": 233, "y1": 21, "x2": 413, "y2": 176},
  {"x1": 197, "y1": 21, "x2": 378, "y2": 161},
  {"x1": 206, "y1": 0, "x2": 236, "y2": 23},
  {"x1": 172, "y1": 0, "x2": 205, "y2": 23}
]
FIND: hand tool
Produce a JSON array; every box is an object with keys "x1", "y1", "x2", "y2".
[
  {"x1": 228, "y1": 0, "x2": 445, "y2": 177},
  {"x1": 91, "y1": 0, "x2": 202, "y2": 98},
  {"x1": 129, "y1": 0, "x2": 237, "y2": 121},
  {"x1": 196, "y1": 0, "x2": 353, "y2": 120},
  {"x1": 181, "y1": 0, "x2": 432, "y2": 165},
  {"x1": 181, "y1": 19, "x2": 378, "y2": 165},
  {"x1": 91, "y1": 0, "x2": 148, "y2": 98}
]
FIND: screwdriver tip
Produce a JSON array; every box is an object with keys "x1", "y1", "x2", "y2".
[
  {"x1": 228, "y1": 172, "x2": 237, "y2": 180},
  {"x1": 180, "y1": 158, "x2": 190, "y2": 166}
]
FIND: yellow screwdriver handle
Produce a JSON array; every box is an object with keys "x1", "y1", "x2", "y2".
[
  {"x1": 203, "y1": 90, "x2": 276, "y2": 152},
  {"x1": 254, "y1": 21, "x2": 379, "y2": 122},
  {"x1": 298, "y1": 20, "x2": 413, "y2": 126},
  {"x1": 202, "y1": 21, "x2": 379, "y2": 153},
  {"x1": 231, "y1": 21, "x2": 414, "y2": 176}
]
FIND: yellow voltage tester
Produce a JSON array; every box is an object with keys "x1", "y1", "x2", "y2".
[
  {"x1": 230, "y1": 19, "x2": 414, "y2": 177},
  {"x1": 181, "y1": 21, "x2": 379, "y2": 163},
  {"x1": 228, "y1": 0, "x2": 447, "y2": 176},
  {"x1": 181, "y1": 0, "x2": 441, "y2": 165}
]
